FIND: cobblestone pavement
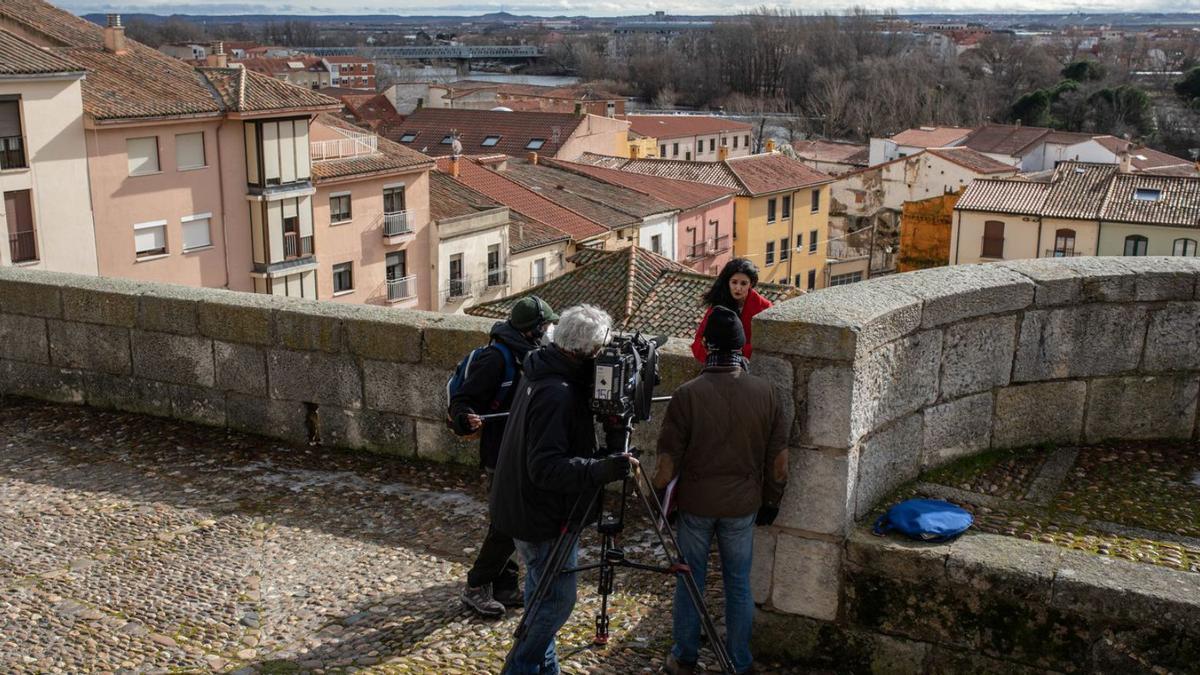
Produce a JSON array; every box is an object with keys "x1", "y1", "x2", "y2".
[
  {"x1": 903, "y1": 441, "x2": 1200, "y2": 574},
  {"x1": 0, "y1": 398, "x2": 813, "y2": 674}
]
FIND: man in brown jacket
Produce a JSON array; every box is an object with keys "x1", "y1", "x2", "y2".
[{"x1": 653, "y1": 305, "x2": 788, "y2": 675}]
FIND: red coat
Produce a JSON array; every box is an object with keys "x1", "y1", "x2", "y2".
[{"x1": 691, "y1": 289, "x2": 773, "y2": 362}]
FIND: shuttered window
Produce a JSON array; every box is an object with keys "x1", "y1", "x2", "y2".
[
  {"x1": 181, "y1": 214, "x2": 211, "y2": 250},
  {"x1": 127, "y1": 137, "x2": 160, "y2": 176},
  {"x1": 981, "y1": 220, "x2": 1005, "y2": 259},
  {"x1": 176, "y1": 132, "x2": 205, "y2": 170},
  {"x1": 134, "y1": 220, "x2": 167, "y2": 257}
]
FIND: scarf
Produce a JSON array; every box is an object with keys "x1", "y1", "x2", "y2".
[{"x1": 704, "y1": 350, "x2": 747, "y2": 371}]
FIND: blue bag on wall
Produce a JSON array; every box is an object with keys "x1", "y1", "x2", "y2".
[{"x1": 872, "y1": 499, "x2": 973, "y2": 543}]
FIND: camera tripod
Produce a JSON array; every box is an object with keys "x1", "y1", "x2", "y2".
[{"x1": 503, "y1": 419, "x2": 736, "y2": 674}]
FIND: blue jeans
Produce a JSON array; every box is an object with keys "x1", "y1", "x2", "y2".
[
  {"x1": 672, "y1": 511, "x2": 756, "y2": 673},
  {"x1": 507, "y1": 538, "x2": 578, "y2": 674}
]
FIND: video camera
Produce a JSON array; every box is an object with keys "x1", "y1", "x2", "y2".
[{"x1": 590, "y1": 332, "x2": 665, "y2": 424}]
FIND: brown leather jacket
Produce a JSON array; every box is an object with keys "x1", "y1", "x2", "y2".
[{"x1": 654, "y1": 364, "x2": 789, "y2": 518}]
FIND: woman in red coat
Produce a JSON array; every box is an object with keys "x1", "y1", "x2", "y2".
[{"x1": 691, "y1": 258, "x2": 773, "y2": 363}]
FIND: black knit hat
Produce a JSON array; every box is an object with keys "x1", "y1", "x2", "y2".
[{"x1": 704, "y1": 305, "x2": 745, "y2": 351}]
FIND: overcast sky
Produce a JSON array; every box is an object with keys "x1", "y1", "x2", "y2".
[{"x1": 61, "y1": 0, "x2": 1200, "y2": 17}]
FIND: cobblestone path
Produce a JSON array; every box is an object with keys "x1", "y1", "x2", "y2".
[{"x1": 0, "y1": 399, "x2": 810, "y2": 674}]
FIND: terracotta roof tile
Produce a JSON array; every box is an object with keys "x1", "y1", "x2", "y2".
[
  {"x1": 955, "y1": 178, "x2": 1050, "y2": 216},
  {"x1": 199, "y1": 67, "x2": 341, "y2": 114},
  {"x1": 629, "y1": 270, "x2": 796, "y2": 339},
  {"x1": 889, "y1": 126, "x2": 973, "y2": 147},
  {"x1": 508, "y1": 211, "x2": 570, "y2": 253},
  {"x1": 429, "y1": 171, "x2": 501, "y2": 221},
  {"x1": 1042, "y1": 162, "x2": 1118, "y2": 219},
  {"x1": 791, "y1": 139, "x2": 870, "y2": 165},
  {"x1": 545, "y1": 158, "x2": 736, "y2": 210},
  {"x1": 623, "y1": 115, "x2": 752, "y2": 139},
  {"x1": 0, "y1": 29, "x2": 83, "y2": 76},
  {"x1": 577, "y1": 152, "x2": 831, "y2": 196},
  {"x1": 392, "y1": 108, "x2": 591, "y2": 158},
  {"x1": 235, "y1": 57, "x2": 327, "y2": 74},
  {"x1": 1092, "y1": 136, "x2": 1196, "y2": 174},
  {"x1": 962, "y1": 123, "x2": 1054, "y2": 156},
  {"x1": 925, "y1": 147, "x2": 1020, "y2": 175},
  {"x1": 1102, "y1": 173, "x2": 1200, "y2": 227},
  {"x1": 500, "y1": 159, "x2": 674, "y2": 224},
  {"x1": 576, "y1": 153, "x2": 742, "y2": 191},
  {"x1": 309, "y1": 113, "x2": 433, "y2": 183}
]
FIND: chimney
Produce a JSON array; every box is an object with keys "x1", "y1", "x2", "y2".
[
  {"x1": 205, "y1": 41, "x2": 228, "y2": 68},
  {"x1": 526, "y1": 151, "x2": 538, "y2": 165},
  {"x1": 629, "y1": 144, "x2": 639, "y2": 159},
  {"x1": 573, "y1": 102, "x2": 582, "y2": 116},
  {"x1": 104, "y1": 14, "x2": 127, "y2": 55},
  {"x1": 1118, "y1": 148, "x2": 1133, "y2": 173},
  {"x1": 1014, "y1": 118, "x2": 1021, "y2": 128},
  {"x1": 450, "y1": 156, "x2": 460, "y2": 178},
  {"x1": 718, "y1": 145, "x2": 729, "y2": 161},
  {"x1": 765, "y1": 139, "x2": 776, "y2": 153}
]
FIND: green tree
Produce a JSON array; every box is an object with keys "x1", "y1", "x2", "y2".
[
  {"x1": 1061, "y1": 60, "x2": 1106, "y2": 82},
  {"x1": 1011, "y1": 89, "x2": 1053, "y2": 127},
  {"x1": 1175, "y1": 66, "x2": 1200, "y2": 102}
]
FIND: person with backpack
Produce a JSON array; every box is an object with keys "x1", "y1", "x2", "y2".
[
  {"x1": 654, "y1": 306, "x2": 789, "y2": 675},
  {"x1": 448, "y1": 295, "x2": 558, "y2": 618}
]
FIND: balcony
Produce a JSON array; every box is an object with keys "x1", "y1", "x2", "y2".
[
  {"x1": 686, "y1": 240, "x2": 709, "y2": 260},
  {"x1": 9, "y1": 229, "x2": 36, "y2": 263},
  {"x1": 1045, "y1": 249, "x2": 1083, "y2": 258},
  {"x1": 0, "y1": 136, "x2": 26, "y2": 171},
  {"x1": 485, "y1": 268, "x2": 508, "y2": 288},
  {"x1": 447, "y1": 276, "x2": 472, "y2": 300},
  {"x1": 710, "y1": 234, "x2": 731, "y2": 253},
  {"x1": 310, "y1": 130, "x2": 377, "y2": 161},
  {"x1": 383, "y1": 211, "x2": 413, "y2": 237},
  {"x1": 387, "y1": 275, "x2": 416, "y2": 302},
  {"x1": 283, "y1": 232, "x2": 314, "y2": 260}
]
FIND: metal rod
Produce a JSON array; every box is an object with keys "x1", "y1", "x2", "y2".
[{"x1": 478, "y1": 396, "x2": 672, "y2": 422}]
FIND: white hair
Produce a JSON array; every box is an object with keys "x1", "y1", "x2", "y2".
[{"x1": 553, "y1": 304, "x2": 612, "y2": 356}]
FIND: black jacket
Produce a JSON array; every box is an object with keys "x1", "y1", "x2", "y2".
[
  {"x1": 448, "y1": 321, "x2": 539, "y2": 469},
  {"x1": 489, "y1": 345, "x2": 610, "y2": 543}
]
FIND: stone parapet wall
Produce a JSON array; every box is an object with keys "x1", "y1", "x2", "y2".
[
  {"x1": 747, "y1": 257, "x2": 1200, "y2": 641},
  {"x1": 0, "y1": 267, "x2": 698, "y2": 464}
]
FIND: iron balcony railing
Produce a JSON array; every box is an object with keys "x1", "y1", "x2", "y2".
[
  {"x1": 9, "y1": 229, "x2": 36, "y2": 263},
  {"x1": 710, "y1": 234, "x2": 731, "y2": 253},
  {"x1": 283, "y1": 232, "x2": 314, "y2": 259},
  {"x1": 486, "y1": 268, "x2": 508, "y2": 287},
  {"x1": 447, "y1": 275, "x2": 472, "y2": 299},
  {"x1": 387, "y1": 275, "x2": 416, "y2": 301},
  {"x1": 0, "y1": 136, "x2": 26, "y2": 171},
  {"x1": 687, "y1": 240, "x2": 709, "y2": 260},
  {"x1": 1045, "y1": 249, "x2": 1083, "y2": 258},
  {"x1": 383, "y1": 211, "x2": 412, "y2": 237}
]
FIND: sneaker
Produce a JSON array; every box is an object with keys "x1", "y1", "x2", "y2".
[
  {"x1": 461, "y1": 583, "x2": 505, "y2": 618},
  {"x1": 663, "y1": 653, "x2": 696, "y2": 675},
  {"x1": 493, "y1": 585, "x2": 524, "y2": 608}
]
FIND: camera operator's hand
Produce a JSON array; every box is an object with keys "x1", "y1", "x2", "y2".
[
  {"x1": 465, "y1": 414, "x2": 483, "y2": 432},
  {"x1": 591, "y1": 453, "x2": 638, "y2": 484},
  {"x1": 756, "y1": 504, "x2": 780, "y2": 526}
]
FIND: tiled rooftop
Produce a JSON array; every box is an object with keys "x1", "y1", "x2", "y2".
[
  {"x1": 623, "y1": 115, "x2": 752, "y2": 139},
  {"x1": 0, "y1": 29, "x2": 84, "y2": 76},
  {"x1": 508, "y1": 211, "x2": 570, "y2": 253},
  {"x1": 545, "y1": 158, "x2": 736, "y2": 210},
  {"x1": 309, "y1": 113, "x2": 434, "y2": 183},
  {"x1": 961, "y1": 123, "x2": 1061, "y2": 157},
  {"x1": 955, "y1": 179, "x2": 1050, "y2": 216},
  {"x1": 790, "y1": 139, "x2": 870, "y2": 166},
  {"x1": 1041, "y1": 162, "x2": 1118, "y2": 220},
  {"x1": 199, "y1": 67, "x2": 341, "y2": 115},
  {"x1": 392, "y1": 108, "x2": 590, "y2": 158},
  {"x1": 888, "y1": 126, "x2": 973, "y2": 148},
  {"x1": 1092, "y1": 135, "x2": 1196, "y2": 175},
  {"x1": 576, "y1": 152, "x2": 830, "y2": 196},
  {"x1": 924, "y1": 147, "x2": 1020, "y2": 175},
  {"x1": 235, "y1": 56, "x2": 327, "y2": 74},
  {"x1": 500, "y1": 159, "x2": 674, "y2": 224},
  {"x1": 429, "y1": 171, "x2": 502, "y2": 221}
]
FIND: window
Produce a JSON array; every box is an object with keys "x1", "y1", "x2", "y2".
[
  {"x1": 387, "y1": 251, "x2": 406, "y2": 279},
  {"x1": 744, "y1": 134, "x2": 750, "y2": 148},
  {"x1": 807, "y1": 269, "x2": 816, "y2": 290},
  {"x1": 1053, "y1": 228, "x2": 1076, "y2": 257},
  {"x1": 779, "y1": 237, "x2": 789, "y2": 261},
  {"x1": 709, "y1": 139, "x2": 715, "y2": 152},
  {"x1": 127, "y1": 136, "x2": 160, "y2": 176},
  {"x1": 733, "y1": 136, "x2": 739, "y2": 149},
  {"x1": 981, "y1": 221, "x2": 1005, "y2": 258},
  {"x1": 650, "y1": 234, "x2": 662, "y2": 255},
  {"x1": 660, "y1": 145, "x2": 667, "y2": 157},
  {"x1": 449, "y1": 253, "x2": 467, "y2": 297},
  {"x1": 360, "y1": 63, "x2": 368, "y2": 72},
  {"x1": 1133, "y1": 188, "x2": 1162, "y2": 202},
  {"x1": 333, "y1": 262, "x2": 353, "y2": 293},
  {"x1": 532, "y1": 257, "x2": 546, "y2": 285},
  {"x1": 399, "y1": 132, "x2": 417, "y2": 143},
  {"x1": 134, "y1": 220, "x2": 167, "y2": 258},
  {"x1": 383, "y1": 186, "x2": 405, "y2": 213},
  {"x1": 1123, "y1": 234, "x2": 1148, "y2": 256},
  {"x1": 176, "y1": 132, "x2": 205, "y2": 170},
  {"x1": 794, "y1": 274, "x2": 803, "y2": 286},
  {"x1": 481, "y1": 135, "x2": 501, "y2": 147},
  {"x1": 487, "y1": 244, "x2": 503, "y2": 286},
  {"x1": 0, "y1": 100, "x2": 25, "y2": 171},
  {"x1": 181, "y1": 213, "x2": 212, "y2": 251},
  {"x1": 440, "y1": 135, "x2": 454, "y2": 145},
  {"x1": 765, "y1": 241, "x2": 775, "y2": 265},
  {"x1": 672, "y1": 142, "x2": 679, "y2": 157},
  {"x1": 830, "y1": 271, "x2": 864, "y2": 286},
  {"x1": 685, "y1": 151, "x2": 691, "y2": 161},
  {"x1": 4, "y1": 189, "x2": 35, "y2": 262},
  {"x1": 385, "y1": 251, "x2": 411, "y2": 301},
  {"x1": 606, "y1": 101, "x2": 615, "y2": 117},
  {"x1": 330, "y1": 193, "x2": 352, "y2": 223},
  {"x1": 811, "y1": 189, "x2": 821, "y2": 213},
  {"x1": 767, "y1": 198, "x2": 777, "y2": 223},
  {"x1": 809, "y1": 229, "x2": 818, "y2": 253},
  {"x1": 526, "y1": 138, "x2": 545, "y2": 150},
  {"x1": 1173, "y1": 238, "x2": 1198, "y2": 256},
  {"x1": 782, "y1": 196, "x2": 791, "y2": 219},
  {"x1": 696, "y1": 142, "x2": 702, "y2": 156},
  {"x1": 796, "y1": 233, "x2": 803, "y2": 251}
]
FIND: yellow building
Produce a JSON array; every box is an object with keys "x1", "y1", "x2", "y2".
[
  {"x1": 628, "y1": 133, "x2": 658, "y2": 159},
  {"x1": 571, "y1": 152, "x2": 834, "y2": 290}
]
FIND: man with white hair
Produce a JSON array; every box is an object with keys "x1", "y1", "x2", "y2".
[{"x1": 490, "y1": 304, "x2": 637, "y2": 674}]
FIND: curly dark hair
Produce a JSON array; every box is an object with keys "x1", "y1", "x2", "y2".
[{"x1": 702, "y1": 258, "x2": 759, "y2": 311}]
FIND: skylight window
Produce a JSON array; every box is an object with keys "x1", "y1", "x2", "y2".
[
  {"x1": 481, "y1": 135, "x2": 502, "y2": 147},
  {"x1": 526, "y1": 138, "x2": 546, "y2": 150},
  {"x1": 399, "y1": 133, "x2": 417, "y2": 143},
  {"x1": 1133, "y1": 188, "x2": 1163, "y2": 202},
  {"x1": 440, "y1": 135, "x2": 454, "y2": 145}
]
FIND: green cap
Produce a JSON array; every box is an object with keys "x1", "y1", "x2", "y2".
[{"x1": 510, "y1": 295, "x2": 558, "y2": 331}]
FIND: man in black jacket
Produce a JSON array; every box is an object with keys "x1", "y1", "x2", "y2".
[
  {"x1": 450, "y1": 295, "x2": 557, "y2": 618},
  {"x1": 491, "y1": 304, "x2": 636, "y2": 674}
]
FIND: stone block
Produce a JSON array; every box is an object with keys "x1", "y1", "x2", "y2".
[
  {"x1": 214, "y1": 341, "x2": 267, "y2": 397},
  {"x1": 774, "y1": 447, "x2": 857, "y2": 536},
  {"x1": 131, "y1": 330, "x2": 215, "y2": 387},
  {"x1": 940, "y1": 315, "x2": 1016, "y2": 399},
  {"x1": 317, "y1": 407, "x2": 364, "y2": 449},
  {"x1": 754, "y1": 354, "x2": 794, "y2": 431},
  {"x1": 0, "y1": 359, "x2": 84, "y2": 403},
  {"x1": 60, "y1": 276, "x2": 146, "y2": 327},
  {"x1": 1143, "y1": 302, "x2": 1200, "y2": 372},
  {"x1": 844, "y1": 529, "x2": 950, "y2": 583},
  {"x1": 805, "y1": 366, "x2": 853, "y2": 448},
  {"x1": 754, "y1": 281, "x2": 922, "y2": 361},
  {"x1": 421, "y1": 314, "x2": 498, "y2": 368},
  {"x1": 921, "y1": 392, "x2": 993, "y2": 470},
  {"x1": 0, "y1": 313, "x2": 48, "y2": 364},
  {"x1": 362, "y1": 360, "x2": 449, "y2": 421},
  {"x1": 170, "y1": 384, "x2": 226, "y2": 427},
  {"x1": 1124, "y1": 256, "x2": 1200, "y2": 301},
  {"x1": 851, "y1": 331, "x2": 940, "y2": 441},
  {"x1": 1037, "y1": 257, "x2": 1138, "y2": 303},
  {"x1": 886, "y1": 264, "x2": 1035, "y2": 329},
  {"x1": 655, "y1": 343, "x2": 699, "y2": 395},
  {"x1": 137, "y1": 285, "x2": 205, "y2": 336},
  {"x1": 770, "y1": 534, "x2": 841, "y2": 620},
  {"x1": 132, "y1": 378, "x2": 175, "y2": 417},
  {"x1": 81, "y1": 371, "x2": 137, "y2": 410},
  {"x1": 414, "y1": 419, "x2": 477, "y2": 465},
  {"x1": 945, "y1": 533, "x2": 1059, "y2": 604},
  {"x1": 926, "y1": 647, "x2": 1052, "y2": 675},
  {"x1": 854, "y1": 413, "x2": 923, "y2": 518},
  {"x1": 1084, "y1": 375, "x2": 1199, "y2": 441},
  {"x1": 359, "y1": 411, "x2": 417, "y2": 457},
  {"x1": 267, "y1": 350, "x2": 362, "y2": 408},
  {"x1": 226, "y1": 394, "x2": 309, "y2": 444},
  {"x1": 1013, "y1": 305, "x2": 1147, "y2": 382},
  {"x1": 275, "y1": 302, "x2": 355, "y2": 354},
  {"x1": 0, "y1": 276, "x2": 62, "y2": 318},
  {"x1": 1000, "y1": 258, "x2": 1083, "y2": 307},
  {"x1": 993, "y1": 381, "x2": 1085, "y2": 448},
  {"x1": 343, "y1": 305, "x2": 428, "y2": 363},
  {"x1": 1052, "y1": 548, "x2": 1200, "y2": 630},
  {"x1": 751, "y1": 528, "x2": 775, "y2": 605},
  {"x1": 197, "y1": 291, "x2": 279, "y2": 346},
  {"x1": 47, "y1": 320, "x2": 130, "y2": 375}
]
